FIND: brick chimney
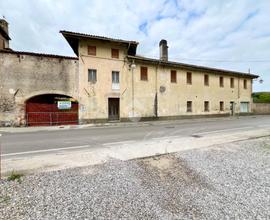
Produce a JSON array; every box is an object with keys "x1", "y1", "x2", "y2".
[
  {"x1": 159, "y1": 39, "x2": 168, "y2": 62},
  {"x1": 0, "y1": 18, "x2": 10, "y2": 49}
]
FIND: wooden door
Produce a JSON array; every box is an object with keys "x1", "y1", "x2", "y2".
[{"x1": 108, "y1": 98, "x2": 119, "y2": 120}]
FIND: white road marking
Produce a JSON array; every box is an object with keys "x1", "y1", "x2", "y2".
[
  {"x1": 195, "y1": 126, "x2": 253, "y2": 135},
  {"x1": 2, "y1": 145, "x2": 91, "y2": 157},
  {"x1": 102, "y1": 140, "x2": 136, "y2": 146}
]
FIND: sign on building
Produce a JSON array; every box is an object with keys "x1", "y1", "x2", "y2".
[{"x1": 57, "y1": 101, "x2": 72, "y2": 110}]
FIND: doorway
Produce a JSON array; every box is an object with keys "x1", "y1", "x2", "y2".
[
  {"x1": 240, "y1": 102, "x2": 249, "y2": 113},
  {"x1": 230, "y1": 101, "x2": 235, "y2": 115},
  {"x1": 108, "y1": 98, "x2": 119, "y2": 120}
]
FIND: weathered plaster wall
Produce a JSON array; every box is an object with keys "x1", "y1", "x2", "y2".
[
  {"x1": 0, "y1": 39, "x2": 255, "y2": 126},
  {"x1": 124, "y1": 60, "x2": 253, "y2": 119},
  {"x1": 0, "y1": 35, "x2": 5, "y2": 50},
  {"x1": 77, "y1": 36, "x2": 253, "y2": 123},
  {"x1": 0, "y1": 52, "x2": 78, "y2": 126},
  {"x1": 78, "y1": 39, "x2": 130, "y2": 122},
  {"x1": 155, "y1": 65, "x2": 252, "y2": 116}
]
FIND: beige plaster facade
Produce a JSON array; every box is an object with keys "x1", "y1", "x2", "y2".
[
  {"x1": 69, "y1": 33, "x2": 255, "y2": 123},
  {"x1": 0, "y1": 23, "x2": 258, "y2": 126}
]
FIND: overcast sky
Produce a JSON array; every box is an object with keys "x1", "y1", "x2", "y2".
[{"x1": 1, "y1": 0, "x2": 269, "y2": 91}]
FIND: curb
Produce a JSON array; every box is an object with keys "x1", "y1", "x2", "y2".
[{"x1": 0, "y1": 115, "x2": 259, "y2": 133}]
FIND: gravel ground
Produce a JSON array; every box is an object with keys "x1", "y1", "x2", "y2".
[{"x1": 0, "y1": 137, "x2": 270, "y2": 219}]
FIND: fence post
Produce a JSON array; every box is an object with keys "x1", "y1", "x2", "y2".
[
  {"x1": 50, "y1": 112, "x2": 52, "y2": 126},
  {"x1": 26, "y1": 113, "x2": 28, "y2": 126}
]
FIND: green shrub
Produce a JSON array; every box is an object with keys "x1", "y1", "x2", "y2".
[
  {"x1": 252, "y1": 92, "x2": 270, "y2": 103},
  {"x1": 7, "y1": 171, "x2": 24, "y2": 183}
]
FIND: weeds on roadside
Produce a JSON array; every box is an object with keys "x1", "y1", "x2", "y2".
[
  {"x1": 0, "y1": 195, "x2": 10, "y2": 204},
  {"x1": 7, "y1": 171, "x2": 24, "y2": 183}
]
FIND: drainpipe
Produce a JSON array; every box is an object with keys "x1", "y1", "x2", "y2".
[
  {"x1": 155, "y1": 64, "x2": 158, "y2": 118},
  {"x1": 130, "y1": 60, "x2": 136, "y2": 118}
]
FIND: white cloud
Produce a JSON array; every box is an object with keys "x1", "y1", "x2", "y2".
[{"x1": 0, "y1": 0, "x2": 269, "y2": 91}]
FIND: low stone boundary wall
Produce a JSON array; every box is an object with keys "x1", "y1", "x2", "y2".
[{"x1": 252, "y1": 103, "x2": 270, "y2": 114}]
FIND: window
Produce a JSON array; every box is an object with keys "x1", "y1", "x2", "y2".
[
  {"x1": 88, "y1": 69, "x2": 97, "y2": 82},
  {"x1": 204, "y1": 74, "x2": 209, "y2": 86},
  {"x1": 230, "y1": 78, "x2": 234, "y2": 88},
  {"x1": 219, "y1": 76, "x2": 224, "y2": 87},
  {"x1": 111, "y1": 48, "x2": 119, "y2": 59},
  {"x1": 187, "y1": 72, "x2": 192, "y2": 84},
  {"x1": 204, "y1": 101, "x2": 209, "y2": 112},
  {"x1": 141, "y1": 66, "x2": 148, "y2": 81},
  {"x1": 220, "y1": 101, "x2": 224, "y2": 111},
  {"x1": 112, "y1": 71, "x2": 119, "y2": 83},
  {"x1": 88, "y1": 46, "x2": 96, "y2": 56},
  {"x1": 187, "y1": 101, "x2": 192, "y2": 112},
  {"x1": 243, "y1": 79, "x2": 247, "y2": 89},
  {"x1": 171, "y1": 70, "x2": 177, "y2": 83},
  {"x1": 112, "y1": 71, "x2": 120, "y2": 90}
]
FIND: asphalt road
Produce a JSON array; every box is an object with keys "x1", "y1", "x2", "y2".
[{"x1": 1, "y1": 115, "x2": 270, "y2": 156}]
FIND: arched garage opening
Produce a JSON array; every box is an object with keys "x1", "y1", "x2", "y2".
[{"x1": 26, "y1": 94, "x2": 78, "y2": 126}]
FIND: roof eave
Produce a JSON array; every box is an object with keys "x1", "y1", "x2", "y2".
[
  {"x1": 60, "y1": 32, "x2": 79, "y2": 56},
  {"x1": 0, "y1": 27, "x2": 11, "y2": 40},
  {"x1": 127, "y1": 55, "x2": 259, "y2": 79},
  {"x1": 60, "y1": 30, "x2": 138, "y2": 56}
]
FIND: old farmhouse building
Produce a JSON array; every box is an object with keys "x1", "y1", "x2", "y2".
[{"x1": 0, "y1": 19, "x2": 258, "y2": 126}]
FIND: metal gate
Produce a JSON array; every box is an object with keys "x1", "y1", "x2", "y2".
[
  {"x1": 26, "y1": 112, "x2": 78, "y2": 126},
  {"x1": 26, "y1": 94, "x2": 79, "y2": 126}
]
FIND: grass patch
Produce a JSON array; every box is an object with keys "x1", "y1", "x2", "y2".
[
  {"x1": 7, "y1": 171, "x2": 24, "y2": 183},
  {"x1": 0, "y1": 195, "x2": 10, "y2": 204},
  {"x1": 263, "y1": 144, "x2": 270, "y2": 149}
]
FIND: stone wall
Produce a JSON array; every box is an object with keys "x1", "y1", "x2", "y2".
[
  {"x1": 0, "y1": 51, "x2": 79, "y2": 126},
  {"x1": 252, "y1": 103, "x2": 270, "y2": 114}
]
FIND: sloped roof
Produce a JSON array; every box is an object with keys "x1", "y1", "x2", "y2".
[
  {"x1": 60, "y1": 30, "x2": 138, "y2": 56},
  {"x1": 127, "y1": 55, "x2": 259, "y2": 79}
]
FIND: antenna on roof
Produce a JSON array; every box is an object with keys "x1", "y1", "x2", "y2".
[{"x1": 248, "y1": 68, "x2": 250, "y2": 74}]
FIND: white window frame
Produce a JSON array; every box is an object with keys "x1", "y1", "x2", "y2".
[
  {"x1": 88, "y1": 69, "x2": 97, "y2": 83},
  {"x1": 112, "y1": 71, "x2": 120, "y2": 90}
]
